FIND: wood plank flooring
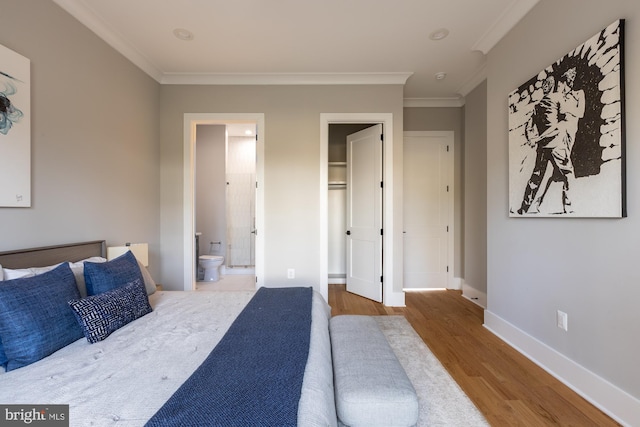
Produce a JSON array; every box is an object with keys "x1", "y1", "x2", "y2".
[{"x1": 328, "y1": 285, "x2": 619, "y2": 426}]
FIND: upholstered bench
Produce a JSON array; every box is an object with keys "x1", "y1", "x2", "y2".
[{"x1": 329, "y1": 315, "x2": 419, "y2": 427}]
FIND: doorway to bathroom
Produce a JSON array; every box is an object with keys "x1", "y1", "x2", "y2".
[
  {"x1": 184, "y1": 113, "x2": 265, "y2": 291},
  {"x1": 195, "y1": 123, "x2": 256, "y2": 289}
]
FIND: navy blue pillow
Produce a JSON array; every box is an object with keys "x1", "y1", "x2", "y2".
[
  {"x1": 0, "y1": 263, "x2": 83, "y2": 371},
  {"x1": 68, "y1": 278, "x2": 152, "y2": 343},
  {"x1": 84, "y1": 250, "x2": 143, "y2": 296},
  {"x1": 0, "y1": 336, "x2": 6, "y2": 368}
]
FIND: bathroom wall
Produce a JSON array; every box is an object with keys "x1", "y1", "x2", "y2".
[{"x1": 195, "y1": 125, "x2": 226, "y2": 260}]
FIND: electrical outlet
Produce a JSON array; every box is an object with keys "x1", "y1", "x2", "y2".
[
  {"x1": 557, "y1": 310, "x2": 568, "y2": 331},
  {"x1": 287, "y1": 269, "x2": 295, "y2": 279}
]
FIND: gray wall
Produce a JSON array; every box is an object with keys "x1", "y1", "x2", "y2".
[
  {"x1": 486, "y1": 0, "x2": 639, "y2": 410},
  {"x1": 0, "y1": 1, "x2": 161, "y2": 277},
  {"x1": 159, "y1": 85, "x2": 405, "y2": 297},
  {"x1": 463, "y1": 82, "x2": 487, "y2": 295},
  {"x1": 404, "y1": 107, "x2": 463, "y2": 279}
]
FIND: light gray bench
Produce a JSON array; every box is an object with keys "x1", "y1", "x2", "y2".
[{"x1": 329, "y1": 315, "x2": 419, "y2": 427}]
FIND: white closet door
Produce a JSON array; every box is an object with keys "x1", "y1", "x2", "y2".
[
  {"x1": 346, "y1": 124, "x2": 383, "y2": 302},
  {"x1": 403, "y1": 132, "x2": 453, "y2": 289}
]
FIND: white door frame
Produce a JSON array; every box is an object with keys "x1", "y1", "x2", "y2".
[
  {"x1": 183, "y1": 113, "x2": 265, "y2": 291},
  {"x1": 320, "y1": 113, "x2": 404, "y2": 306}
]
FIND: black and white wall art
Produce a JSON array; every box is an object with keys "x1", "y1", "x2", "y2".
[
  {"x1": 0, "y1": 43, "x2": 30, "y2": 207},
  {"x1": 508, "y1": 19, "x2": 625, "y2": 218}
]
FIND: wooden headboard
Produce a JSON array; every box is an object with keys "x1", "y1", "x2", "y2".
[{"x1": 0, "y1": 240, "x2": 106, "y2": 269}]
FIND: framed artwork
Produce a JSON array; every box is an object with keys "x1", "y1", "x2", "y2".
[
  {"x1": 508, "y1": 19, "x2": 625, "y2": 218},
  {"x1": 0, "y1": 43, "x2": 30, "y2": 207}
]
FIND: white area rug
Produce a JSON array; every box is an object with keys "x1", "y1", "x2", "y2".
[{"x1": 374, "y1": 316, "x2": 490, "y2": 426}]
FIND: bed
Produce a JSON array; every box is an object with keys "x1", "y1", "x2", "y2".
[{"x1": 0, "y1": 241, "x2": 337, "y2": 426}]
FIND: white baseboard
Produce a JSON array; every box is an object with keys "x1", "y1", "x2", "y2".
[
  {"x1": 461, "y1": 281, "x2": 487, "y2": 308},
  {"x1": 484, "y1": 310, "x2": 640, "y2": 427},
  {"x1": 385, "y1": 291, "x2": 406, "y2": 307}
]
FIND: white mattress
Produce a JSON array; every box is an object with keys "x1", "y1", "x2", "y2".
[{"x1": 0, "y1": 290, "x2": 336, "y2": 427}]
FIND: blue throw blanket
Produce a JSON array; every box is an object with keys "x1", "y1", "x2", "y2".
[{"x1": 146, "y1": 287, "x2": 313, "y2": 427}]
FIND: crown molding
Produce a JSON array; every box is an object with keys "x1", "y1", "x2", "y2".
[
  {"x1": 457, "y1": 63, "x2": 487, "y2": 97},
  {"x1": 53, "y1": 0, "x2": 164, "y2": 81},
  {"x1": 472, "y1": 0, "x2": 540, "y2": 54},
  {"x1": 50, "y1": 2, "x2": 414, "y2": 88},
  {"x1": 403, "y1": 97, "x2": 465, "y2": 108},
  {"x1": 160, "y1": 72, "x2": 413, "y2": 86}
]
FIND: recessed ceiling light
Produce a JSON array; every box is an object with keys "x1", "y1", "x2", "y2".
[
  {"x1": 435, "y1": 72, "x2": 447, "y2": 80},
  {"x1": 173, "y1": 28, "x2": 194, "y2": 41},
  {"x1": 429, "y1": 28, "x2": 449, "y2": 41}
]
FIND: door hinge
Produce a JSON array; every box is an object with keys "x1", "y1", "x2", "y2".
[
  {"x1": 380, "y1": 181, "x2": 384, "y2": 188},
  {"x1": 380, "y1": 134, "x2": 384, "y2": 142},
  {"x1": 446, "y1": 266, "x2": 449, "y2": 272},
  {"x1": 446, "y1": 225, "x2": 449, "y2": 232},
  {"x1": 446, "y1": 185, "x2": 449, "y2": 192},
  {"x1": 380, "y1": 276, "x2": 383, "y2": 283},
  {"x1": 255, "y1": 135, "x2": 258, "y2": 141},
  {"x1": 380, "y1": 229, "x2": 383, "y2": 236},
  {"x1": 446, "y1": 145, "x2": 450, "y2": 152}
]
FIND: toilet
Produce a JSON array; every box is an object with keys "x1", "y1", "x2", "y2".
[{"x1": 199, "y1": 255, "x2": 224, "y2": 281}]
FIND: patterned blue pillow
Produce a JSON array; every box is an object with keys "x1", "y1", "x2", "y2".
[
  {"x1": 68, "y1": 278, "x2": 152, "y2": 344},
  {"x1": 0, "y1": 263, "x2": 83, "y2": 371},
  {"x1": 84, "y1": 250, "x2": 143, "y2": 296}
]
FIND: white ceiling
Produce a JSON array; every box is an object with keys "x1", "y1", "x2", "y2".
[{"x1": 53, "y1": 0, "x2": 539, "y2": 105}]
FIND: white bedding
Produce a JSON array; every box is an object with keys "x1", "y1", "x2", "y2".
[{"x1": 0, "y1": 290, "x2": 336, "y2": 427}]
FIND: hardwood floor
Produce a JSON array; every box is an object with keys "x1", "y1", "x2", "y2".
[{"x1": 328, "y1": 284, "x2": 619, "y2": 426}]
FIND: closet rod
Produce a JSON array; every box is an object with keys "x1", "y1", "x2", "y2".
[{"x1": 329, "y1": 183, "x2": 347, "y2": 189}]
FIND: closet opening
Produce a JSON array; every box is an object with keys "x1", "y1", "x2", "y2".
[
  {"x1": 327, "y1": 124, "x2": 376, "y2": 286},
  {"x1": 320, "y1": 113, "x2": 403, "y2": 307}
]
